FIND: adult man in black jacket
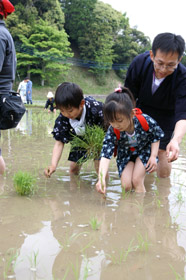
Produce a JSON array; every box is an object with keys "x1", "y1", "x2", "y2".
[{"x1": 125, "y1": 33, "x2": 186, "y2": 178}]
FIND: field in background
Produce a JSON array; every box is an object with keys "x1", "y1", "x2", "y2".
[{"x1": 14, "y1": 66, "x2": 122, "y2": 101}]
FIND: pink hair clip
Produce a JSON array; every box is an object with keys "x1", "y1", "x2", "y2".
[{"x1": 114, "y1": 87, "x2": 122, "y2": 93}]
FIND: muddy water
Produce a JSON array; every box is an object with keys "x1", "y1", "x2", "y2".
[{"x1": 0, "y1": 108, "x2": 186, "y2": 280}]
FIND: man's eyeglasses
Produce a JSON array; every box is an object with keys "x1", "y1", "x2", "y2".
[{"x1": 154, "y1": 59, "x2": 178, "y2": 71}]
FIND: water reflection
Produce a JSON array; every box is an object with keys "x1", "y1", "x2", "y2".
[
  {"x1": 79, "y1": 250, "x2": 109, "y2": 280},
  {"x1": 15, "y1": 108, "x2": 56, "y2": 137},
  {"x1": 14, "y1": 221, "x2": 61, "y2": 280},
  {"x1": 16, "y1": 110, "x2": 32, "y2": 136},
  {"x1": 169, "y1": 153, "x2": 186, "y2": 276}
]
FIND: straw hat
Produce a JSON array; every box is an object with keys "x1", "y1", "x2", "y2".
[{"x1": 47, "y1": 91, "x2": 54, "y2": 98}]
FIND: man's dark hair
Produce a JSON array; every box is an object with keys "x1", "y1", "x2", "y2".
[
  {"x1": 55, "y1": 82, "x2": 84, "y2": 109},
  {"x1": 152, "y1": 32, "x2": 185, "y2": 59}
]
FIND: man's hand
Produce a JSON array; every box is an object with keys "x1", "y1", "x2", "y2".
[{"x1": 166, "y1": 139, "x2": 180, "y2": 162}]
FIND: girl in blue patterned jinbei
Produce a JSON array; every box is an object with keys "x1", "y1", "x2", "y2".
[{"x1": 96, "y1": 86, "x2": 164, "y2": 194}]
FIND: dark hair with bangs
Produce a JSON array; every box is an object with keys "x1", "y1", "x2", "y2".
[
  {"x1": 104, "y1": 87, "x2": 135, "y2": 123},
  {"x1": 55, "y1": 82, "x2": 84, "y2": 109},
  {"x1": 152, "y1": 33, "x2": 185, "y2": 59}
]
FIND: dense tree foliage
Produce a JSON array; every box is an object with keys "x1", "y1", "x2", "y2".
[
  {"x1": 78, "y1": 2, "x2": 122, "y2": 82},
  {"x1": 16, "y1": 20, "x2": 73, "y2": 86},
  {"x1": 8, "y1": 0, "x2": 70, "y2": 85},
  {"x1": 60, "y1": 0, "x2": 96, "y2": 41},
  {"x1": 112, "y1": 14, "x2": 151, "y2": 78},
  {"x1": 7, "y1": 0, "x2": 152, "y2": 85}
]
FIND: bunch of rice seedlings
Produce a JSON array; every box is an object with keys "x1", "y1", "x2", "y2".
[
  {"x1": 89, "y1": 216, "x2": 102, "y2": 230},
  {"x1": 70, "y1": 125, "x2": 105, "y2": 163},
  {"x1": 13, "y1": 171, "x2": 38, "y2": 196}
]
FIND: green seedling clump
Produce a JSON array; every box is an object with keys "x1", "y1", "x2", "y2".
[
  {"x1": 13, "y1": 171, "x2": 37, "y2": 196},
  {"x1": 70, "y1": 125, "x2": 105, "y2": 164},
  {"x1": 89, "y1": 216, "x2": 102, "y2": 230}
]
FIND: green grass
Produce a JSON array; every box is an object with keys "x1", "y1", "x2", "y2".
[{"x1": 13, "y1": 171, "x2": 38, "y2": 196}]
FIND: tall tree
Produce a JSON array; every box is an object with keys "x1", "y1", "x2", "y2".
[
  {"x1": 60, "y1": 0, "x2": 97, "y2": 42},
  {"x1": 16, "y1": 20, "x2": 73, "y2": 86},
  {"x1": 78, "y1": 2, "x2": 122, "y2": 83},
  {"x1": 113, "y1": 14, "x2": 151, "y2": 78}
]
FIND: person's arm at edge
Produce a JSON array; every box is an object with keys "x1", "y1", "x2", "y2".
[
  {"x1": 166, "y1": 120, "x2": 186, "y2": 162},
  {"x1": 44, "y1": 140, "x2": 64, "y2": 177},
  {"x1": 0, "y1": 39, "x2": 6, "y2": 72},
  {"x1": 96, "y1": 157, "x2": 110, "y2": 194}
]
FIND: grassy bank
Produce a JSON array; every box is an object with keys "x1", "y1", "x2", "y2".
[{"x1": 15, "y1": 66, "x2": 123, "y2": 101}]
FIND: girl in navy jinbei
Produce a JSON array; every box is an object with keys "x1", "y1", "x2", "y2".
[
  {"x1": 44, "y1": 82, "x2": 104, "y2": 178},
  {"x1": 96, "y1": 87, "x2": 164, "y2": 194}
]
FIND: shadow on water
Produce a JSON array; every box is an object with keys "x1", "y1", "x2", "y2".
[{"x1": 0, "y1": 108, "x2": 186, "y2": 279}]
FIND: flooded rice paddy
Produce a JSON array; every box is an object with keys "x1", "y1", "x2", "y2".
[{"x1": 0, "y1": 108, "x2": 186, "y2": 280}]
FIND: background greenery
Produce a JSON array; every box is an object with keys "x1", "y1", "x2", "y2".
[{"x1": 8, "y1": 0, "x2": 186, "y2": 100}]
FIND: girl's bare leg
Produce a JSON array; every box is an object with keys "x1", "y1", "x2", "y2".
[
  {"x1": 132, "y1": 157, "x2": 146, "y2": 193},
  {"x1": 121, "y1": 161, "x2": 135, "y2": 192}
]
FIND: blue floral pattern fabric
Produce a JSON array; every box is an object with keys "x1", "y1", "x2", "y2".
[
  {"x1": 52, "y1": 96, "x2": 104, "y2": 162},
  {"x1": 100, "y1": 114, "x2": 164, "y2": 177}
]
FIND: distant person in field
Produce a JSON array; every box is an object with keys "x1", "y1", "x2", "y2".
[
  {"x1": 44, "y1": 82, "x2": 104, "y2": 178},
  {"x1": 17, "y1": 77, "x2": 27, "y2": 104},
  {"x1": 26, "y1": 77, "x2": 32, "y2": 105},
  {"x1": 125, "y1": 32, "x2": 186, "y2": 178},
  {"x1": 0, "y1": 0, "x2": 16, "y2": 174},
  {"x1": 44, "y1": 91, "x2": 56, "y2": 114}
]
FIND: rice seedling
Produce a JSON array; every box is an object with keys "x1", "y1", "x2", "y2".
[
  {"x1": 156, "y1": 197, "x2": 161, "y2": 208},
  {"x1": 89, "y1": 216, "x2": 102, "y2": 230},
  {"x1": 80, "y1": 239, "x2": 95, "y2": 254},
  {"x1": 71, "y1": 255, "x2": 90, "y2": 280},
  {"x1": 121, "y1": 186, "x2": 131, "y2": 199},
  {"x1": 136, "y1": 232, "x2": 152, "y2": 252},
  {"x1": 107, "y1": 239, "x2": 138, "y2": 265},
  {"x1": 2, "y1": 248, "x2": 19, "y2": 279},
  {"x1": 165, "y1": 217, "x2": 172, "y2": 229},
  {"x1": 133, "y1": 199, "x2": 145, "y2": 215},
  {"x1": 100, "y1": 171, "x2": 104, "y2": 192},
  {"x1": 176, "y1": 187, "x2": 185, "y2": 204},
  {"x1": 80, "y1": 255, "x2": 89, "y2": 280},
  {"x1": 70, "y1": 125, "x2": 105, "y2": 164},
  {"x1": 13, "y1": 171, "x2": 38, "y2": 196},
  {"x1": 28, "y1": 249, "x2": 39, "y2": 271},
  {"x1": 53, "y1": 266, "x2": 70, "y2": 280},
  {"x1": 59, "y1": 231, "x2": 89, "y2": 251},
  {"x1": 169, "y1": 264, "x2": 185, "y2": 280},
  {"x1": 153, "y1": 188, "x2": 160, "y2": 207},
  {"x1": 71, "y1": 258, "x2": 79, "y2": 280}
]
